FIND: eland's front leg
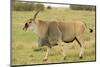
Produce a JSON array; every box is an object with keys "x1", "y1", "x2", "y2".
[
  {"x1": 60, "y1": 45, "x2": 67, "y2": 60},
  {"x1": 43, "y1": 47, "x2": 51, "y2": 61}
]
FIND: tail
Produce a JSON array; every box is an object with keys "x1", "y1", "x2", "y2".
[
  {"x1": 89, "y1": 28, "x2": 93, "y2": 33},
  {"x1": 84, "y1": 23, "x2": 93, "y2": 33}
]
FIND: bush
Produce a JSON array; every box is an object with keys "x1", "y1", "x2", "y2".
[
  {"x1": 70, "y1": 5, "x2": 96, "y2": 11},
  {"x1": 34, "y1": 4, "x2": 45, "y2": 11},
  {"x1": 47, "y1": 6, "x2": 52, "y2": 9},
  {"x1": 14, "y1": 2, "x2": 34, "y2": 11},
  {"x1": 13, "y1": 2, "x2": 45, "y2": 11}
]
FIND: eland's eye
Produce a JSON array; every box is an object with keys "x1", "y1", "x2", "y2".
[
  {"x1": 29, "y1": 21, "x2": 32, "y2": 23},
  {"x1": 29, "y1": 19, "x2": 33, "y2": 21}
]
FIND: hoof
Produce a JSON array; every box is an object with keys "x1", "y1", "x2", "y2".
[
  {"x1": 43, "y1": 58, "x2": 48, "y2": 61},
  {"x1": 79, "y1": 56, "x2": 83, "y2": 59},
  {"x1": 63, "y1": 56, "x2": 67, "y2": 60}
]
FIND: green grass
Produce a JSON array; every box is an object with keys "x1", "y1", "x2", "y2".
[{"x1": 12, "y1": 8, "x2": 96, "y2": 65}]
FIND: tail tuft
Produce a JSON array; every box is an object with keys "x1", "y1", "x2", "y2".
[{"x1": 89, "y1": 28, "x2": 93, "y2": 33}]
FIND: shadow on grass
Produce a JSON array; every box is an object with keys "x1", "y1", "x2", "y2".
[{"x1": 33, "y1": 47, "x2": 46, "y2": 52}]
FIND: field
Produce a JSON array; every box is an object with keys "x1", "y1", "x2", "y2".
[{"x1": 12, "y1": 8, "x2": 96, "y2": 65}]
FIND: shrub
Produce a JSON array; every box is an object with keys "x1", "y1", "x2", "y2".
[
  {"x1": 47, "y1": 6, "x2": 52, "y2": 9},
  {"x1": 70, "y1": 4, "x2": 96, "y2": 11},
  {"x1": 13, "y1": 2, "x2": 45, "y2": 11}
]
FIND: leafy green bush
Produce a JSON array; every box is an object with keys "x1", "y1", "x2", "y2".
[
  {"x1": 34, "y1": 4, "x2": 45, "y2": 11},
  {"x1": 13, "y1": 2, "x2": 45, "y2": 11},
  {"x1": 47, "y1": 6, "x2": 52, "y2": 9},
  {"x1": 70, "y1": 5, "x2": 96, "y2": 11}
]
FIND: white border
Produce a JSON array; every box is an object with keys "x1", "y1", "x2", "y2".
[
  {"x1": 0, "y1": 0, "x2": 10, "y2": 67},
  {"x1": 23, "y1": 0, "x2": 96, "y2": 5},
  {"x1": 0, "y1": 0, "x2": 100, "y2": 67}
]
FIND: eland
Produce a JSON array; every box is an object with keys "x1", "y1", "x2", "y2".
[{"x1": 23, "y1": 10, "x2": 93, "y2": 61}]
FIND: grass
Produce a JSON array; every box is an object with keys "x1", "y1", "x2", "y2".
[{"x1": 12, "y1": 8, "x2": 96, "y2": 65}]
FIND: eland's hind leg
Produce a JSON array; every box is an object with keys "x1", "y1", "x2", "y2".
[
  {"x1": 57, "y1": 40, "x2": 67, "y2": 60},
  {"x1": 75, "y1": 36, "x2": 84, "y2": 59}
]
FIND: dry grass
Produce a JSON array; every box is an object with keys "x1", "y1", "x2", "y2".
[{"x1": 12, "y1": 8, "x2": 96, "y2": 65}]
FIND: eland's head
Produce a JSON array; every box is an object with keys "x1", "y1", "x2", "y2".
[{"x1": 23, "y1": 10, "x2": 41, "y2": 31}]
